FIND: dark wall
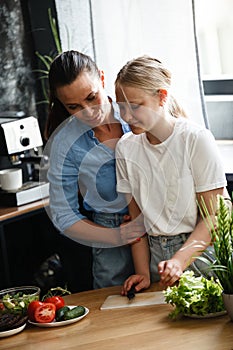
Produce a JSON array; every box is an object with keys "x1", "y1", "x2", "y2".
[
  {"x1": 25, "y1": 0, "x2": 59, "y2": 139},
  {"x1": 0, "y1": 0, "x2": 37, "y2": 117},
  {"x1": 26, "y1": 0, "x2": 58, "y2": 55},
  {"x1": 0, "y1": 0, "x2": 59, "y2": 139}
]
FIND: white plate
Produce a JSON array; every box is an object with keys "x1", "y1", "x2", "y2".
[
  {"x1": 184, "y1": 310, "x2": 227, "y2": 319},
  {"x1": 28, "y1": 306, "x2": 89, "y2": 328},
  {"x1": 0, "y1": 323, "x2": 26, "y2": 338}
]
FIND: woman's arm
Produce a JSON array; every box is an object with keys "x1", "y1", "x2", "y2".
[
  {"x1": 47, "y1": 127, "x2": 145, "y2": 247},
  {"x1": 65, "y1": 217, "x2": 144, "y2": 247},
  {"x1": 121, "y1": 196, "x2": 151, "y2": 295},
  {"x1": 158, "y1": 187, "x2": 229, "y2": 287}
]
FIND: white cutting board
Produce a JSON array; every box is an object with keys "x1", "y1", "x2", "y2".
[{"x1": 100, "y1": 291, "x2": 166, "y2": 310}]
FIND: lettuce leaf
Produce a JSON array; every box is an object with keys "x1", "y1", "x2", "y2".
[{"x1": 163, "y1": 271, "x2": 225, "y2": 319}]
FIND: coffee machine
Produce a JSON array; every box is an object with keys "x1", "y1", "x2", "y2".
[{"x1": 0, "y1": 111, "x2": 49, "y2": 206}]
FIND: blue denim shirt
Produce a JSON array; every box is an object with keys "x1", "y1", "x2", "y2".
[{"x1": 47, "y1": 101, "x2": 130, "y2": 232}]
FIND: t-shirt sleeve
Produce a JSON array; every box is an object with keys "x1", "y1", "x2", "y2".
[{"x1": 190, "y1": 129, "x2": 227, "y2": 192}]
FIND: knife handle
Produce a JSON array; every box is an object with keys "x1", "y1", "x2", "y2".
[{"x1": 127, "y1": 285, "x2": 136, "y2": 300}]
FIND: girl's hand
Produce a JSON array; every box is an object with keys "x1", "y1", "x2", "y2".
[
  {"x1": 158, "y1": 259, "x2": 183, "y2": 287},
  {"x1": 121, "y1": 274, "x2": 150, "y2": 296}
]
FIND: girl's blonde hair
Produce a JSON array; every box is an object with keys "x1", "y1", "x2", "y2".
[{"x1": 115, "y1": 55, "x2": 187, "y2": 118}]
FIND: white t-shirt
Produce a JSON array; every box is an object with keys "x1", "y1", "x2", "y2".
[{"x1": 116, "y1": 118, "x2": 227, "y2": 236}]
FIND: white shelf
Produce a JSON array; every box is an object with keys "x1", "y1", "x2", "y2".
[
  {"x1": 205, "y1": 95, "x2": 233, "y2": 102},
  {"x1": 202, "y1": 75, "x2": 233, "y2": 81}
]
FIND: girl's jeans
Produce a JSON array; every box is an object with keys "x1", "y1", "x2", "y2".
[{"x1": 148, "y1": 233, "x2": 216, "y2": 282}]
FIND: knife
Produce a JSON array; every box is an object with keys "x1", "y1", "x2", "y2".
[{"x1": 127, "y1": 285, "x2": 136, "y2": 300}]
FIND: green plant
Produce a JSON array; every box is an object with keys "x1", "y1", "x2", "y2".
[
  {"x1": 34, "y1": 8, "x2": 62, "y2": 105},
  {"x1": 199, "y1": 195, "x2": 233, "y2": 294}
]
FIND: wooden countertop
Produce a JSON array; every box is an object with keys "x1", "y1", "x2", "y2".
[
  {"x1": 1, "y1": 284, "x2": 233, "y2": 350},
  {"x1": 0, "y1": 198, "x2": 49, "y2": 222}
]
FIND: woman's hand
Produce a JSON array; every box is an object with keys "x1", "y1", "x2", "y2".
[
  {"x1": 120, "y1": 216, "x2": 145, "y2": 245},
  {"x1": 158, "y1": 259, "x2": 183, "y2": 287},
  {"x1": 121, "y1": 274, "x2": 150, "y2": 296}
]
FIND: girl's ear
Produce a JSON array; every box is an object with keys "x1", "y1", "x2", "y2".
[
  {"x1": 159, "y1": 89, "x2": 167, "y2": 106},
  {"x1": 99, "y1": 70, "x2": 105, "y2": 88}
]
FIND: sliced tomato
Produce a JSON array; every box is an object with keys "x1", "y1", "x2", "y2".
[
  {"x1": 27, "y1": 301, "x2": 44, "y2": 321},
  {"x1": 34, "y1": 303, "x2": 56, "y2": 323},
  {"x1": 44, "y1": 296, "x2": 65, "y2": 310}
]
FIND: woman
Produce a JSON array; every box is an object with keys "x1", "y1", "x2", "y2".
[
  {"x1": 44, "y1": 50, "x2": 144, "y2": 289},
  {"x1": 114, "y1": 55, "x2": 230, "y2": 294}
]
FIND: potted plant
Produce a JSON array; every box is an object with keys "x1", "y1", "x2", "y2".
[
  {"x1": 199, "y1": 194, "x2": 233, "y2": 319},
  {"x1": 34, "y1": 8, "x2": 62, "y2": 106}
]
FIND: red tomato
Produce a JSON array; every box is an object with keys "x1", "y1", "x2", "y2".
[
  {"x1": 27, "y1": 301, "x2": 44, "y2": 321},
  {"x1": 34, "y1": 303, "x2": 56, "y2": 323},
  {"x1": 44, "y1": 296, "x2": 65, "y2": 310}
]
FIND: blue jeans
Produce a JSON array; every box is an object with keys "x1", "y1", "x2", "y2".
[
  {"x1": 148, "y1": 233, "x2": 216, "y2": 282},
  {"x1": 91, "y1": 212, "x2": 134, "y2": 289}
]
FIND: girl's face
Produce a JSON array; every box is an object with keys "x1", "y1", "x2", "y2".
[
  {"x1": 115, "y1": 85, "x2": 161, "y2": 134},
  {"x1": 56, "y1": 71, "x2": 110, "y2": 127}
]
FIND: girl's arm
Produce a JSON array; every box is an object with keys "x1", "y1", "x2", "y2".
[
  {"x1": 121, "y1": 196, "x2": 151, "y2": 295},
  {"x1": 158, "y1": 186, "x2": 229, "y2": 287}
]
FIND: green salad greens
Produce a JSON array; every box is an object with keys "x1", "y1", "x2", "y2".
[
  {"x1": 163, "y1": 271, "x2": 225, "y2": 319},
  {"x1": 1, "y1": 292, "x2": 39, "y2": 316}
]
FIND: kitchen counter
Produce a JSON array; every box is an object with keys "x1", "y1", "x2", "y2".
[
  {"x1": 0, "y1": 198, "x2": 49, "y2": 222},
  {"x1": 1, "y1": 283, "x2": 233, "y2": 350}
]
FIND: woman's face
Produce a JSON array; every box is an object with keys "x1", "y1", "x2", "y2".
[
  {"x1": 115, "y1": 85, "x2": 161, "y2": 134},
  {"x1": 56, "y1": 71, "x2": 110, "y2": 127}
]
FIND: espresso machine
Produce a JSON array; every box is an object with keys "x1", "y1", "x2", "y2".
[{"x1": 0, "y1": 111, "x2": 49, "y2": 206}]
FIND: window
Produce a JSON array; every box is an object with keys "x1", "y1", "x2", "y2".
[{"x1": 195, "y1": 0, "x2": 233, "y2": 140}]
